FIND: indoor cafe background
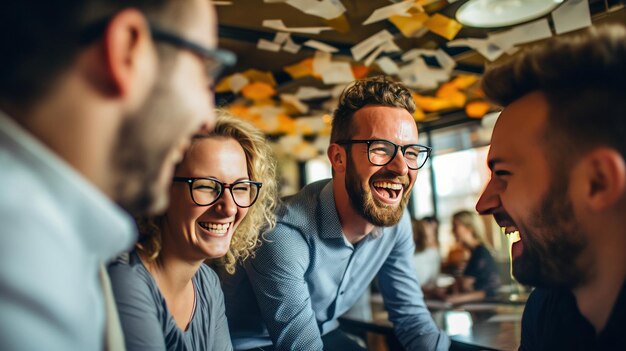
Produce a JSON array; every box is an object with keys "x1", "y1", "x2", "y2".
[{"x1": 212, "y1": 0, "x2": 626, "y2": 287}]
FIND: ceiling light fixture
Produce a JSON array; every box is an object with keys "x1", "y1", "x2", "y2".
[{"x1": 456, "y1": 0, "x2": 564, "y2": 28}]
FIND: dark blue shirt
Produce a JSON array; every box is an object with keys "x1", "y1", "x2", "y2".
[
  {"x1": 463, "y1": 244, "x2": 500, "y2": 297},
  {"x1": 521, "y1": 280, "x2": 626, "y2": 350}
]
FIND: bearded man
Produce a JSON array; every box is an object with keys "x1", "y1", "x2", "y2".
[
  {"x1": 0, "y1": 0, "x2": 232, "y2": 349},
  {"x1": 476, "y1": 24, "x2": 626, "y2": 350},
  {"x1": 220, "y1": 76, "x2": 449, "y2": 351}
]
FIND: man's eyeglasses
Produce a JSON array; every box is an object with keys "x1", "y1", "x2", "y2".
[
  {"x1": 149, "y1": 23, "x2": 236, "y2": 80},
  {"x1": 173, "y1": 177, "x2": 262, "y2": 208},
  {"x1": 336, "y1": 139, "x2": 432, "y2": 170},
  {"x1": 79, "y1": 19, "x2": 236, "y2": 80}
]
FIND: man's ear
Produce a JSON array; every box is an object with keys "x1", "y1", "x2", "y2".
[
  {"x1": 581, "y1": 148, "x2": 626, "y2": 210},
  {"x1": 102, "y1": 8, "x2": 157, "y2": 106},
  {"x1": 327, "y1": 143, "x2": 347, "y2": 173}
]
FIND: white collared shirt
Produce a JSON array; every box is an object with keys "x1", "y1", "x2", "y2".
[{"x1": 0, "y1": 111, "x2": 136, "y2": 351}]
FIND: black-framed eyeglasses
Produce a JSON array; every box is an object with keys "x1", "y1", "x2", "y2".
[
  {"x1": 149, "y1": 23, "x2": 236, "y2": 80},
  {"x1": 336, "y1": 139, "x2": 432, "y2": 170},
  {"x1": 78, "y1": 18, "x2": 236, "y2": 80},
  {"x1": 173, "y1": 177, "x2": 262, "y2": 208}
]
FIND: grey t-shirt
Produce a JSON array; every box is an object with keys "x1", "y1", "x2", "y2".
[{"x1": 108, "y1": 251, "x2": 233, "y2": 351}]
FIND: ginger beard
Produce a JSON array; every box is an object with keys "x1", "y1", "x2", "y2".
[{"x1": 344, "y1": 153, "x2": 412, "y2": 227}]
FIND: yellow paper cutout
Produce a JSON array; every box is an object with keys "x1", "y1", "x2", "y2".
[
  {"x1": 284, "y1": 58, "x2": 316, "y2": 79},
  {"x1": 413, "y1": 106, "x2": 426, "y2": 121},
  {"x1": 215, "y1": 76, "x2": 232, "y2": 93},
  {"x1": 413, "y1": 94, "x2": 455, "y2": 112},
  {"x1": 465, "y1": 101, "x2": 490, "y2": 118},
  {"x1": 241, "y1": 82, "x2": 276, "y2": 101},
  {"x1": 436, "y1": 83, "x2": 466, "y2": 108},
  {"x1": 227, "y1": 104, "x2": 249, "y2": 117},
  {"x1": 351, "y1": 65, "x2": 369, "y2": 80},
  {"x1": 417, "y1": 0, "x2": 447, "y2": 12},
  {"x1": 424, "y1": 13, "x2": 462, "y2": 40},
  {"x1": 280, "y1": 100, "x2": 306, "y2": 116},
  {"x1": 241, "y1": 69, "x2": 276, "y2": 87},
  {"x1": 390, "y1": 11, "x2": 429, "y2": 38},
  {"x1": 276, "y1": 114, "x2": 296, "y2": 134},
  {"x1": 325, "y1": 14, "x2": 350, "y2": 33},
  {"x1": 450, "y1": 75, "x2": 479, "y2": 90}
]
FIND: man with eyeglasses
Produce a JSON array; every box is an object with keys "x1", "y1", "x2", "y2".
[
  {"x1": 0, "y1": 0, "x2": 234, "y2": 350},
  {"x1": 221, "y1": 76, "x2": 449, "y2": 350}
]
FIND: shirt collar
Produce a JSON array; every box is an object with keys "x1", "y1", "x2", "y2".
[
  {"x1": 0, "y1": 110, "x2": 136, "y2": 262},
  {"x1": 317, "y1": 179, "x2": 384, "y2": 241}
]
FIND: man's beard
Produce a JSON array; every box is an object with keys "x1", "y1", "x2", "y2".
[
  {"x1": 111, "y1": 66, "x2": 197, "y2": 215},
  {"x1": 512, "y1": 174, "x2": 589, "y2": 289},
  {"x1": 344, "y1": 154, "x2": 412, "y2": 227}
]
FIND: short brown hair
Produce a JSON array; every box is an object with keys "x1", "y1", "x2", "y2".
[
  {"x1": 482, "y1": 25, "x2": 626, "y2": 167},
  {"x1": 331, "y1": 76, "x2": 416, "y2": 143}
]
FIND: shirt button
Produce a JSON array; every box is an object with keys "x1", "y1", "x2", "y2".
[{"x1": 340, "y1": 291, "x2": 345, "y2": 295}]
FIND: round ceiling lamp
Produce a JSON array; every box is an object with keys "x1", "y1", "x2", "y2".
[{"x1": 456, "y1": 0, "x2": 563, "y2": 28}]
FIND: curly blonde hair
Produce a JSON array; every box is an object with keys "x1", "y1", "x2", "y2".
[{"x1": 136, "y1": 110, "x2": 278, "y2": 273}]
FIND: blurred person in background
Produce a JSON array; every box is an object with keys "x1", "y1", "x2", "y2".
[
  {"x1": 109, "y1": 114, "x2": 277, "y2": 351},
  {"x1": 436, "y1": 210, "x2": 500, "y2": 304},
  {"x1": 421, "y1": 216, "x2": 440, "y2": 243},
  {"x1": 0, "y1": 0, "x2": 233, "y2": 349},
  {"x1": 442, "y1": 242, "x2": 470, "y2": 278},
  {"x1": 412, "y1": 218, "x2": 441, "y2": 289},
  {"x1": 477, "y1": 25, "x2": 626, "y2": 350}
]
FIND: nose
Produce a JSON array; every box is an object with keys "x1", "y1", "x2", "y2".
[
  {"x1": 475, "y1": 178, "x2": 501, "y2": 215},
  {"x1": 385, "y1": 148, "x2": 409, "y2": 175},
  {"x1": 213, "y1": 189, "x2": 238, "y2": 218}
]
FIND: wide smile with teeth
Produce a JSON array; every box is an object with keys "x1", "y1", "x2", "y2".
[
  {"x1": 199, "y1": 222, "x2": 231, "y2": 236},
  {"x1": 501, "y1": 226, "x2": 521, "y2": 242},
  {"x1": 372, "y1": 181, "x2": 403, "y2": 201}
]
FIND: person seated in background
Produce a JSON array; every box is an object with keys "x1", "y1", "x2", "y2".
[
  {"x1": 108, "y1": 114, "x2": 277, "y2": 351},
  {"x1": 422, "y1": 216, "x2": 440, "y2": 241},
  {"x1": 412, "y1": 218, "x2": 441, "y2": 289},
  {"x1": 442, "y1": 242, "x2": 470, "y2": 277},
  {"x1": 221, "y1": 76, "x2": 449, "y2": 351},
  {"x1": 437, "y1": 210, "x2": 500, "y2": 304},
  {"x1": 477, "y1": 25, "x2": 626, "y2": 350}
]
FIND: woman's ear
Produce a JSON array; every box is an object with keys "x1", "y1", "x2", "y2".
[
  {"x1": 580, "y1": 148, "x2": 626, "y2": 211},
  {"x1": 327, "y1": 143, "x2": 347, "y2": 174}
]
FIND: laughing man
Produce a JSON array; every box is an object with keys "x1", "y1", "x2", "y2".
[
  {"x1": 476, "y1": 25, "x2": 626, "y2": 350},
  {"x1": 221, "y1": 76, "x2": 449, "y2": 351}
]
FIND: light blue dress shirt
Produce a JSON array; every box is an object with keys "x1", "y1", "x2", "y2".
[
  {"x1": 221, "y1": 179, "x2": 449, "y2": 350},
  {"x1": 0, "y1": 111, "x2": 136, "y2": 350}
]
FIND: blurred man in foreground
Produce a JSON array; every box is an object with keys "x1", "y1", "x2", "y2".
[
  {"x1": 476, "y1": 24, "x2": 626, "y2": 350},
  {"x1": 0, "y1": 0, "x2": 233, "y2": 349}
]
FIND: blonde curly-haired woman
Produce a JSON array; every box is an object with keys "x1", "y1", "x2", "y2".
[{"x1": 108, "y1": 112, "x2": 277, "y2": 351}]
